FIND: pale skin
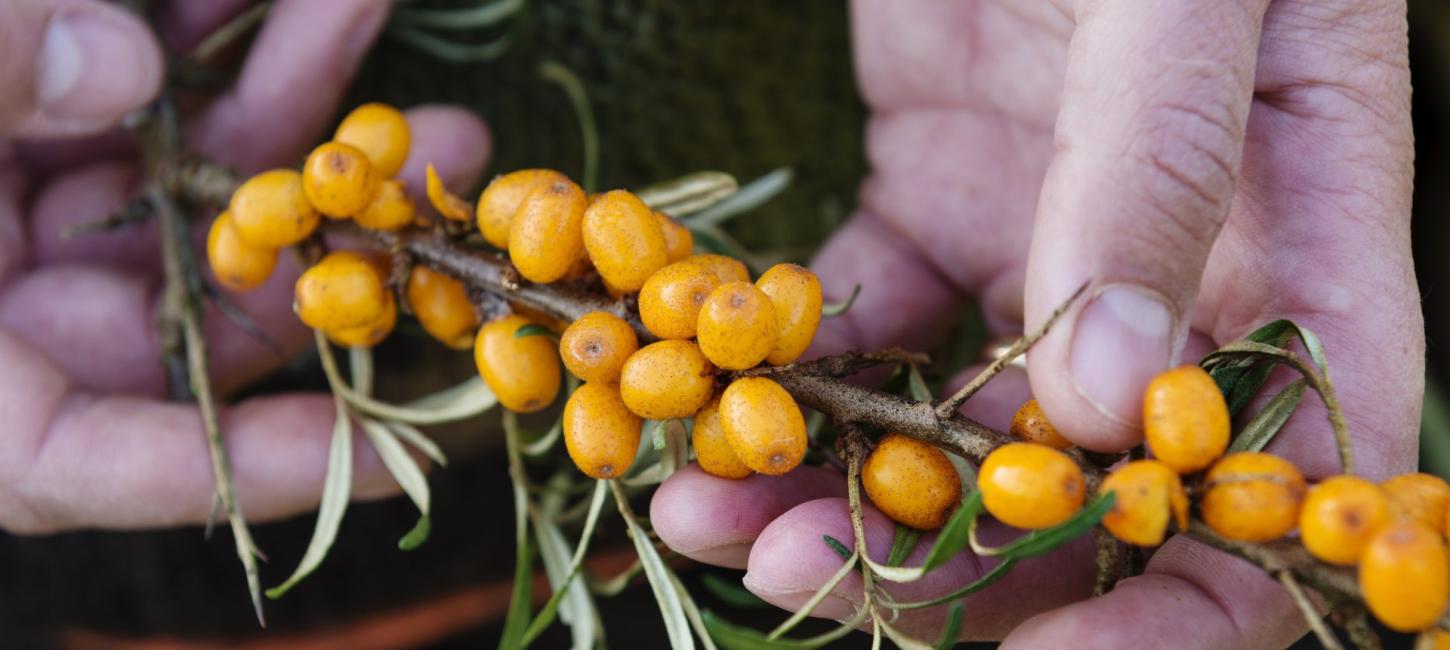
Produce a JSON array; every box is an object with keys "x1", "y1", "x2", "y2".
[{"x1": 0, "y1": 0, "x2": 1421, "y2": 647}]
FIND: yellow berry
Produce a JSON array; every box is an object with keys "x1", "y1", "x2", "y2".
[
  {"x1": 639, "y1": 259, "x2": 720, "y2": 339},
  {"x1": 560, "y1": 311, "x2": 639, "y2": 383},
  {"x1": 405, "y1": 266, "x2": 478, "y2": 350},
  {"x1": 1382, "y1": 473, "x2": 1450, "y2": 531},
  {"x1": 619, "y1": 340, "x2": 716, "y2": 420},
  {"x1": 1201, "y1": 452, "x2": 1306, "y2": 542},
  {"x1": 692, "y1": 395, "x2": 752, "y2": 479},
  {"x1": 1299, "y1": 475, "x2": 1392, "y2": 566},
  {"x1": 1098, "y1": 460, "x2": 1188, "y2": 546},
  {"x1": 474, "y1": 314, "x2": 562, "y2": 413},
  {"x1": 755, "y1": 263, "x2": 822, "y2": 366},
  {"x1": 476, "y1": 169, "x2": 568, "y2": 249},
  {"x1": 718, "y1": 377, "x2": 807, "y2": 476},
  {"x1": 326, "y1": 291, "x2": 397, "y2": 348},
  {"x1": 295, "y1": 251, "x2": 389, "y2": 331},
  {"x1": 979, "y1": 442, "x2": 1086, "y2": 530},
  {"x1": 564, "y1": 382, "x2": 643, "y2": 479},
  {"x1": 863, "y1": 433, "x2": 962, "y2": 530},
  {"x1": 697, "y1": 282, "x2": 778, "y2": 370},
  {"x1": 1143, "y1": 365, "x2": 1230, "y2": 473},
  {"x1": 333, "y1": 102, "x2": 411, "y2": 178},
  {"x1": 583, "y1": 189, "x2": 669, "y2": 292},
  {"x1": 302, "y1": 141, "x2": 381, "y2": 218},
  {"x1": 1009, "y1": 399, "x2": 1073, "y2": 450},
  {"x1": 228, "y1": 169, "x2": 319, "y2": 248},
  {"x1": 1359, "y1": 521, "x2": 1449, "y2": 632},
  {"x1": 690, "y1": 253, "x2": 750, "y2": 283},
  {"x1": 425, "y1": 163, "x2": 473, "y2": 222},
  {"x1": 354, "y1": 178, "x2": 415, "y2": 231},
  {"x1": 206, "y1": 211, "x2": 277, "y2": 292},
  {"x1": 509, "y1": 177, "x2": 588, "y2": 283},
  {"x1": 656, "y1": 211, "x2": 694, "y2": 262}
]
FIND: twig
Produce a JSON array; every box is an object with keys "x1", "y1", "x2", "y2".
[
  {"x1": 60, "y1": 200, "x2": 154, "y2": 239},
  {"x1": 1279, "y1": 570, "x2": 1342, "y2": 650},
  {"x1": 1092, "y1": 528, "x2": 1119, "y2": 597}
]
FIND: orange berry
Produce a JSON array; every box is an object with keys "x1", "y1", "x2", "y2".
[
  {"x1": 656, "y1": 211, "x2": 694, "y2": 262},
  {"x1": 1201, "y1": 452, "x2": 1306, "y2": 542},
  {"x1": 1009, "y1": 399, "x2": 1073, "y2": 449},
  {"x1": 1359, "y1": 522, "x2": 1449, "y2": 632},
  {"x1": 326, "y1": 291, "x2": 397, "y2": 348},
  {"x1": 228, "y1": 169, "x2": 319, "y2": 248},
  {"x1": 1097, "y1": 460, "x2": 1188, "y2": 546},
  {"x1": 303, "y1": 141, "x2": 381, "y2": 218},
  {"x1": 473, "y1": 314, "x2": 562, "y2": 413},
  {"x1": 405, "y1": 266, "x2": 478, "y2": 350},
  {"x1": 560, "y1": 311, "x2": 639, "y2": 383},
  {"x1": 294, "y1": 251, "x2": 389, "y2": 331},
  {"x1": 619, "y1": 340, "x2": 715, "y2": 420},
  {"x1": 755, "y1": 263, "x2": 822, "y2": 366},
  {"x1": 1382, "y1": 473, "x2": 1450, "y2": 531},
  {"x1": 1299, "y1": 475, "x2": 1392, "y2": 566},
  {"x1": 718, "y1": 377, "x2": 807, "y2": 476},
  {"x1": 476, "y1": 169, "x2": 568, "y2": 249},
  {"x1": 863, "y1": 433, "x2": 962, "y2": 530},
  {"x1": 425, "y1": 163, "x2": 473, "y2": 222},
  {"x1": 979, "y1": 442, "x2": 1086, "y2": 530},
  {"x1": 354, "y1": 178, "x2": 416, "y2": 231},
  {"x1": 1143, "y1": 365, "x2": 1230, "y2": 473},
  {"x1": 509, "y1": 177, "x2": 588, "y2": 283},
  {"x1": 692, "y1": 395, "x2": 752, "y2": 479},
  {"x1": 563, "y1": 382, "x2": 643, "y2": 479},
  {"x1": 697, "y1": 282, "x2": 778, "y2": 370},
  {"x1": 333, "y1": 102, "x2": 411, "y2": 178},
  {"x1": 582, "y1": 189, "x2": 669, "y2": 292},
  {"x1": 206, "y1": 211, "x2": 278, "y2": 292},
  {"x1": 690, "y1": 254, "x2": 750, "y2": 284},
  {"x1": 638, "y1": 259, "x2": 720, "y2": 339}
]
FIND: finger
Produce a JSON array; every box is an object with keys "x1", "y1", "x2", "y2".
[
  {"x1": 157, "y1": 0, "x2": 252, "y2": 52},
  {"x1": 1023, "y1": 0, "x2": 1269, "y2": 451},
  {"x1": 743, "y1": 497, "x2": 1095, "y2": 640},
  {"x1": 194, "y1": 0, "x2": 390, "y2": 172},
  {"x1": 651, "y1": 464, "x2": 848, "y2": 569},
  {"x1": 0, "y1": 331, "x2": 409, "y2": 533},
  {"x1": 0, "y1": 0, "x2": 162, "y2": 137},
  {"x1": 28, "y1": 161, "x2": 159, "y2": 272}
]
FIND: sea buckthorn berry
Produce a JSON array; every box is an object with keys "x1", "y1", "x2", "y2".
[
  {"x1": 355, "y1": 179, "x2": 415, "y2": 231},
  {"x1": 426, "y1": 164, "x2": 474, "y2": 222},
  {"x1": 228, "y1": 169, "x2": 319, "y2": 248},
  {"x1": 560, "y1": 312, "x2": 638, "y2": 383},
  {"x1": 692, "y1": 395, "x2": 752, "y2": 480},
  {"x1": 639, "y1": 259, "x2": 721, "y2": 339},
  {"x1": 1143, "y1": 365, "x2": 1230, "y2": 473},
  {"x1": 1200, "y1": 452, "x2": 1306, "y2": 542},
  {"x1": 1381, "y1": 473, "x2": 1450, "y2": 531},
  {"x1": 1359, "y1": 522, "x2": 1449, "y2": 632},
  {"x1": 583, "y1": 190, "x2": 669, "y2": 292},
  {"x1": 718, "y1": 377, "x2": 807, "y2": 476},
  {"x1": 206, "y1": 211, "x2": 278, "y2": 292},
  {"x1": 979, "y1": 442, "x2": 1086, "y2": 530},
  {"x1": 509, "y1": 177, "x2": 588, "y2": 283},
  {"x1": 326, "y1": 291, "x2": 397, "y2": 348},
  {"x1": 619, "y1": 340, "x2": 715, "y2": 419},
  {"x1": 333, "y1": 102, "x2": 411, "y2": 178},
  {"x1": 697, "y1": 282, "x2": 778, "y2": 370},
  {"x1": 755, "y1": 263, "x2": 822, "y2": 366},
  {"x1": 473, "y1": 314, "x2": 562, "y2": 413},
  {"x1": 863, "y1": 433, "x2": 963, "y2": 530},
  {"x1": 295, "y1": 251, "x2": 389, "y2": 331},
  {"x1": 476, "y1": 169, "x2": 567, "y2": 248},
  {"x1": 1299, "y1": 475, "x2": 1392, "y2": 566},
  {"x1": 1008, "y1": 399, "x2": 1073, "y2": 449},
  {"x1": 656, "y1": 211, "x2": 693, "y2": 262},
  {"x1": 563, "y1": 382, "x2": 643, "y2": 479},
  {"x1": 405, "y1": 266, "x2": 478, "y2": 350},
  {"x1": 691, "y1": 254, "x2": 750, "y2": 284},
  {"x1": 303, "y1": 141, "x2": 381, "y2": 218},
  {"x1": 1098, "y1": 460, "x2": 1187, "y2": 546}
]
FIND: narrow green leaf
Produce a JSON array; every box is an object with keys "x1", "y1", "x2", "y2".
[
  {"x1": 879, "y1": 619, "x2": 933, "y2": 650},
  {"x1": 522, "y1": 481, "x2": 609, "y2": 647},
  {"x1": 922, "y1": 490, "x2": 983, "y2": 572},
  {"x1": 685, "y1": 168, "x2": 793, "y2": 228},
  {"x1": 690, "y1": 228, "x2": 732, "y2": 255},
  {"x1": 887, "y1": 524, "x2": 921, "y2": 567},
  {"x1": 539, "y1": 61, "x2": 599, "y2": 193},
  {"x1": 700, "y1": 573, "x2": 769, "y2": 610},
  {"x1": 1229, "y1": 379, "x2": 1308, "y2": 454},
  {"x1": 613, "y1": 481, "x2": 696, "y2": 649},
  {"x1": 672, "y1": 571, "x2": 722, "y2": 650},
  {"x1": 387, "y1": 25, "x2": 510, "y2": 62},
  {"x1": 974, "y1": 492, "x2": 1115, "y2": 561},
  {"x1": 821, "y1": 535, "x2": 853, "y2": 562},
  {"x1": 499, "y1": 412, "x2": 535, "y2": 650},
  {"x1": 907, "y1": 364, "x2": 932, "y2": 403},
  {"x1": 515, "y1": 323, "x2": 558, "y2": 340},
  {"x1": 361, "y1": 419, "x2": 432, "y2": 549},
  {"x1": 399, "y1": 516, "x2": 431, "y2": 551},
  {"x1": 821, "y1": 284, "x2": 861, "y2": 318},
  {"x1": 650, "y1": 420, "x2": 670, "y2": 451},
  {"x1": 344, "y1": 375, "x2": 497, "y2": 425},
  {"x1": 349, "y1": 346, "x2": 374, "y2": 397},
  {"x1": 386, "y1": 421, "x2": 448, "y2": 467},
  {"x1": 637, "y1": 171, "x2": 739, "y2": 215},
  {"x1": 702, "y1": 608, "x2": 867, "y2": 650},
  {"x1": 888, "y1": 558, "x2": 1017, "y2": 611},
  {"x1": 932, "y1": 603, "x2": 965, "y2": 650},
  {"x1": 389, "y1": 0, "x2": 524, "y2": 29},
  {"x1": 266, "y1": 399, "x2": 353, "y2": 599}
]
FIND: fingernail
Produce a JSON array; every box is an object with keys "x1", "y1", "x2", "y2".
[
  {"x1": 37, "y1": 8, "x2": 161, "y2": 123},
  {"x1": 344, "y1": 2, "x2": 391, "y2": 61},
  {"x1": 1069, "y1": 285, "x2": 1175, "y2": 424}
]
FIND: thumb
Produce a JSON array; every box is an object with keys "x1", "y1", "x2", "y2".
[
  {"x1": 1024, "y1": 0, "x2": 1268, "y2": 451},
  {"x1": 0, "y1": 0, "x2": 162, "y2": 137}
]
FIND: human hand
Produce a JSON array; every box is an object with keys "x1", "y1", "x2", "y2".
[
  {"x1": 0, "y1": 0, "x2": 490, "y2": 534},
  {"x1": 653, "y1": 0, "x2": 1421, "y2": 646}
]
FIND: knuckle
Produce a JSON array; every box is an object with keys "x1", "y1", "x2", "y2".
[{"x1": 1124, "y1": 101, "x2": 1243, "y2": 246}]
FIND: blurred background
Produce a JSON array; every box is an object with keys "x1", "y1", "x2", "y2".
[{"x1": 1, "y1": 1, "x2": 1447, "y2": 648}]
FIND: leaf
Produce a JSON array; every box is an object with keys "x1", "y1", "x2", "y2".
[
  {"x1": 861, "y1": 491, "x2": 983, "y2": 583},
  {"x1": 266, "y1": 399, "x2": 353, "y2": 599},
  {"x1": 701, "y1": 608, "x2": 867, "y2": 650},
  {"x1": 515, "y1": 323, "x2": 558, "y2": 340},
  {"x1": 821, "y1": 284, "x2": 861, "y2": 318},
  {"x1": 386, "y1": 421, "x2": 448, "y2": 467},
  {"x1": 349, "y1": 346, "x2": 374, "y2": 398},
  {"x1": 612, "y1": 481, "x2": 696, "y2": 649},
  {"x1": 765, "y1": 553, "x2": 859, "y2": 640},
  {"x1": 700, "y1": 573, "x2": 769, "y2": 610},
  {"x1": 672, "y1": 571, "x2": 721, "y2": 650},
  {"x1": 389, "y1": 0, "x2": 524, "y2": 29},
  {"x1": 971, "y1": 492, "x2": 1115, "y2": 561},
  {"x1": 346, "y1": 376, "x2": 497, "y2": 425},
  {"x1": 933, "y1": 603, "x2": 965, "y2": 650},
  {"x1": 360, "y1": 419, "x2": 432, "y2": 549},
  {"x1": 524, "y1": 375, "x2": 578, "y2": 458},
  {"x1": 398, "y1": 517, "x2": 431, "y2": 551},
  {"x1": 637, "y1": 171, "x2": 740, "y2": 215},
  {"x1": 887, "y1": 524, "x2": 921, "y2": 567},
  {"x1": 388, "y1": 25, "x2": 511, "y2": 62},
  {"x1": 821, "y1": 535, "x2": 853, "y2": 562},
  {"x1": 521, "y1": 481, "x2": 610, "y2": 647},
  {"x1": 539, "y1": 61, "x2": 599, "y2": 193},
  {"x1": 886, "y1": 558, "x2": 1016, "y2": 611},
  {"x1": 1229, "y1": 378, "x2": 1308, "y2": 454},
  {"x1": 879, "y1": 619, "x2": 933, "y2": 650},
  {"x1": 499, "y1": 412, "x2": 534, "y2": 649},
  {"x1": 650, "y1": 420, "x2": 670, "y2": 451},
  {"x1": 907, "y1": 364, "x2": 933, "y2": 403},
  {"x1": 685, "y1": 168, "x2": 794, "y2": 228},
  {"x1": 690, "y1": 228, "x2": 732, "y2": 255}
]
